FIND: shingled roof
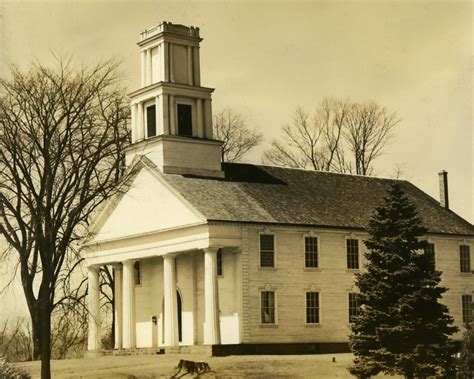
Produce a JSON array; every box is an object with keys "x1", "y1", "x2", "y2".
[{"x1": 161, "y1": 163, "x2": 474, "y2": 236}]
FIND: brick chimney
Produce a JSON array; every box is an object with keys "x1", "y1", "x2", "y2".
[{"x1": 438, "y1": 170, "x2": 449, "y2": 209}]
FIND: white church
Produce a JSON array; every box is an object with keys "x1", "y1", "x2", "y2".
[{"x1": 84, "y1": 22, "x2": 473, "y2": 355}]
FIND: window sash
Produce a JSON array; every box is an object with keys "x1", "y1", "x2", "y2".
[
  {"x1": 217, "y1": 249, "x2": 223, "y2": 276},
  {"x1": 349, "y1": 293, "x2": 360, "y2": 323},
  {"x1": 347, "y1": 239, "x2": 359, "y2": 269},
  {"x1": 460, "y1": 245, "x2": 471, "y2": 273},
  {"x1": 462, "y1": 294, "x2": 472, "y2": 324},
  {"x1": 260, "y1": 234, "x2": 275, "y2": 267},
  {"x1": 261, "y1": 291, "x2": 276, "y2": 324},
  {"x1": 306, "y1": 292, "x2": 320, "y2": 324},
  {"x1": 305, "y1": 237, "x2": 318, "y2": 268},
  {"x1": 424, "y1": 243, "x2": 436, "y2": 271}
]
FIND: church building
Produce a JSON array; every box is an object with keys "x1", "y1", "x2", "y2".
[{"x1": 84, "y1": 22, "x2": 474, "y2": 354}]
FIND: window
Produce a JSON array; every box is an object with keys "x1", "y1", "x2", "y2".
[
  {"x1": 217, "y1": 249, "x2": 223, "y2": 276},
  {"x1": 462, "y1": 294, "x2": 472, "y2": 324},
  {"x1": 460, "y1": 245, "x2": 471, "y2": 273},
  {"x1": 424, "y1": 243, "x2": 436, "y2": 271},
  {"x1": 349, "y1": 293, "x2": 360, "y2": 323},
  {"x1": 305, "y1": 236, "x2": 318, "y2": 268},
  {"x1": 306, "y1": 292, "x2": 320, "y2": 324},
  {"x1": 347, "y1": 239, "x2": 359, "y2": 269},
  {"x1": 134, "y1": 261, "x2": 141, "y2": 285},
  {"x1": 261, "y1": 291, "x2": 276, "y2": 324},
  {"x1": 146, "y1": 105, "x2": 156, "y2": 137},
  {"x1": 260, "y1": 234, "x2": 275, "y2": 268},
  {"x1": 177, "y1": 104, "x2": 193, "y2": 136}
]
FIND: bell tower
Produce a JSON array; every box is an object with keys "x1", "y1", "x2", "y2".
[{"x1": 125, "y1": 21, "x2": 223, "y2": 178}]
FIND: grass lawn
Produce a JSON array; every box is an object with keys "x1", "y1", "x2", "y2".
[{"x1": 15, "y1": 353, "x2": 402, "y2": 378}]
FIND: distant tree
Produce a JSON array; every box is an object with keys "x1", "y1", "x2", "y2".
[
  {"x1": 263, "y1": 98, "x2": 399, "y2": 175},
  {"x1": 0, "y1": 58, "x2": 130, "y2": 378},
  {"x1": 213, "y1": 108, "x2": 263, "y2": 163},
  {"x1": 349, "y1": 183, "x2": 458, "y2": 379},
  {"x1": 457, "y1": 318, "x2": 474, "y2": 378}
]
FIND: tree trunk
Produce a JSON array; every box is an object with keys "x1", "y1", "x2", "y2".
[
  {"x1": 31, "y1": 312, "x2": 42, "y2": 360},
  {"x1": 39, "y1": 303, "x2": 52, "y2": 379}
]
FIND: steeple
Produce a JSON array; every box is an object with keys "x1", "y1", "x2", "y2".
[{"x1": 125, "y1": 21, "x2": 223, "y2": 178}]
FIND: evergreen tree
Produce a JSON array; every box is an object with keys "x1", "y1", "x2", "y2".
[
  {"x1": 457, "y1": 320, "x2": 474, "y2": 378},
  {"x1": 349, "y1": 183, "x2": 458, "y2": 379}
]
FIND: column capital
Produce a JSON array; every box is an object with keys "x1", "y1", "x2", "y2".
[
  {"x1": 203, "y1": 247, "x2": 221, "y2": 255},
  {"x1": 110, "y1": 263, "x2": 123, "y2": 271},
  {"x1": 122, "y1": 259, "x2": 137, "y2": 268},
  {"x1": 86, "y1": 265, "x2": 100, "y2": 273},
  {"x1": 162, "y1": 252, "x2": 178, "y2": 259}
]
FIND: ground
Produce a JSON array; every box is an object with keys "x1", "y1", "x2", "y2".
[{"x1": 15, "y1": 353, "x2": 402, "y2": 378}]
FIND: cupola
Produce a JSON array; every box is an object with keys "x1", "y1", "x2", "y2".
[{"x1": 125, "y1": 21, "x2": 223, "y2": 178}]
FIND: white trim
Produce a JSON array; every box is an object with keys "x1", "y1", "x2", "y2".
[
  {"x1": 259, "y1": 232, "x2": 277, "y2": 269},
  {"x1": 304, "y1": 290, "x2": 321, "y2": 326},
  {"x1": 345, "y1": 236, "x2": 361, "y2": 271},
  {"x1": 259, "y1": 289, "x2": 278, "y2": 326},
  {"x1": 303, "y1": 234, "x2": 320, "y2": 270}
]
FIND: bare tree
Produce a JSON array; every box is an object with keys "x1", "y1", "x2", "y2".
[
  {"x1": 0, "y1": 58, "x2": 130, "y2": 378},
  {"x1": 213, "y1": 108, "x2": 263, "y2": 163},
  {"x1": 264, "y1": 98, "x2": 399, "y2": 175}
]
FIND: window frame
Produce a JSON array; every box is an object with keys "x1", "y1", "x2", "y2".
[
  {"x1": 348, "y1": 292, "x2": 360, "y2": 324},
  {"x1": 217, "y1": 248, "x2": 223, "y2": 277},
  {"x1": 260, "y1": 290, "x2": 278, "y2": 326},
  {"x1": 259, "y1": 232, "x2": 276, "y2": 269},
  {"x1": 346, "y1": 237, "x2": 360, "y2": 270},
  {"x1": 423, "y1": 241, "x2": 437, "y2": 271},
  {"x1": 134, "y1": 261, "x2": 141, "y2": 286},
  {"x1": 461, "y1": 294, "x2": 473, "y2": 324},
  {"x1": 145, "y1": 104, "x2": 157, "y2": 138},
  {"x1": 460, "y1": 244, "x2": 471, "y2": 273},
  {"x1": 174, "y1": 97, "x2": 196, "y2": 137},
  {"x1": 305, "y1": 291, "x2": 321, "y2": 325},
  {"x1": 303, "y1": 235, "x2": 319, "y2": 270}
]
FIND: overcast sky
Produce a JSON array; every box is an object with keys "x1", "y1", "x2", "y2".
[{"x1": 0, "y1": 0, "x2": 472, "y2": 320}]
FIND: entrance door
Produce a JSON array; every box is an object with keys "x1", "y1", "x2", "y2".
[{"x1": 162, "y1": 291, "x2": 183, "y2": 343}]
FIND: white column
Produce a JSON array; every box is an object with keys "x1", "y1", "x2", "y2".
[
  {"x1": 140, "y1": 50, "x2": 146, "y2": 87},
  {"x1": 146, "y1": 48, "x2": 152, "y2": 85},
  {"x1": 169, "y1": 95, "x2": 176, "y2": 135},
  {"x1": 122, "y1": 260, "x2": 136, "y2": 349},
  {"x1": 87, "y1": 266, "x2": 101, "y2": 351},
  {"x1": 162, "y1": 42, "x2": 169, "y2": 82},
  {"x1": 169, "y1": 43, "x2": 174, "y2": 83},
  {"x1": 155, "y1": 95, "x2": 163, "y2": 135},
  {"x1": 204, "y1": 99, "x2": 213, "y2": 139},
  {"x1": 203, "y1": 247, "x2": 221, "y2": 345},
  {"x1": 187, "y1": 46, "x2": 193, "y2": 85},
  {"x1": 137, "y1": 102, "x2": 144, "y2": 141},
  {"x1": 196, "y1": 99, "x2": 204, "y2": 138},
  {"x1": 161, "y1": 94, "x2": 170, "y2": 135},
  {"x1": 113, "y1": 264, "x2": 123, "y2": 350},
  {"x1": 193, "y1": 46, "x2": 201, "y2": 86},
  {"x1": 163, "y1": 254, "x2": 179, "y2": 346},
  {"x1": 131, "y1": 103, "x2": 137, "y2": 143}
]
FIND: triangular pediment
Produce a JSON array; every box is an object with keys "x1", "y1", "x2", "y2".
[{"x1": 91, "y1": 164, "x2": 205, "y2": 243}]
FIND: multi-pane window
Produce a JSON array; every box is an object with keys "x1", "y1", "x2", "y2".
[
  {"x1": 462, "y1": 294, "x2": 472, "y2": 324},
  {"x1": 177, "y1": 104, "x2": 193, "y2": 136},
  {"x1": 349, "y1": 293, "x2": 360, "y2": 323},
  {"x1": 305, "y1": 237, "x2": 318, "y2": 268},
  {"x1": 146, "y1": 105, "x2": 156, "y2": 137},
  {"x1": 424, "y1": 243, "x2": 436, "y2": 271},
  {"x1": 460, "y1": 245, "x2": 471, "y2": 273},
  {"x1": 217, "y1": 249, "x2": 223, "y2": 276},
  {"x1": 134, "y1": 261, "x2": 141, "y2": 285},
  {"x1": 261, "y1": 291, "x2": 276, "y2": 324},
  {"x1": 347, "y1": 239, "x2": 359, "y2": 269},
  {"x1": 306, "y1": 292, "x2": 320, "y2": 324},
  {"x1": 260, "y1": 234, "x2": 275, "y2": 268}
]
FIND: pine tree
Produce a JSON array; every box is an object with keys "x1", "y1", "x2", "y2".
[
  {"x1": 457, "y1": 320, "x2": 474, "y2": 378},
  {"x1": 349, "y1": 183, "x2": 458, "y2": 379}
]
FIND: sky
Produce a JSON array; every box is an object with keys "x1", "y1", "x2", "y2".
[{"x1": 0, "y1": 0, "x2": 472, "y2": 317}]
